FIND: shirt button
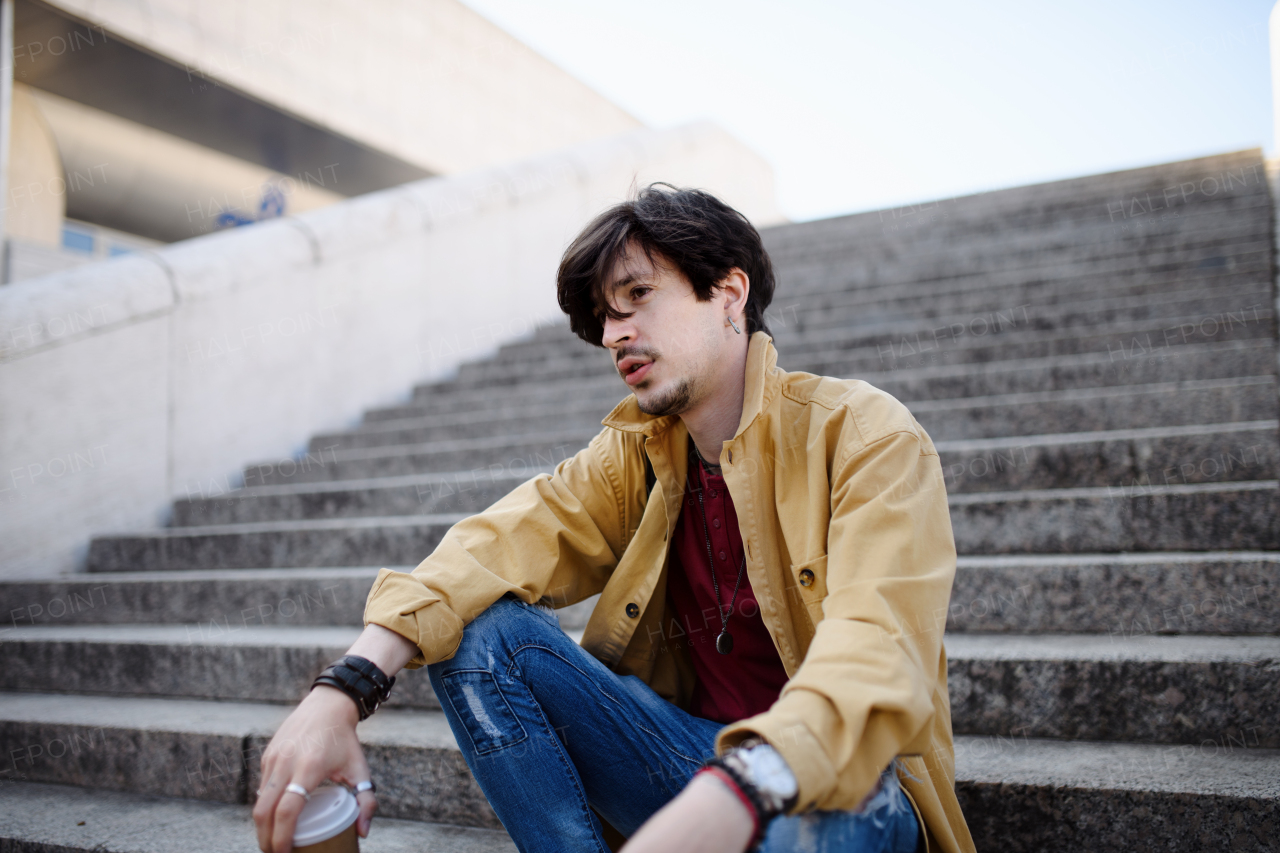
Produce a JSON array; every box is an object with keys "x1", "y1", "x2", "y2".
[
  {"x1": 719, "y1": 550, "x2": 726, "y2": 561},
  {"x1": 626, "y1": 603, "x2": 640, "y2": 618},
  {"x1": 713, "y1": 518, "x2": 721, "y2": 529},
  {"x1": 799, "y1": 569, "x2": 815, "y2": 587}
]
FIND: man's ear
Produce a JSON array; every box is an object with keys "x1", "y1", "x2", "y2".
[{"x1": 720, "y1": 267, "x2": 750, "y2": 320}]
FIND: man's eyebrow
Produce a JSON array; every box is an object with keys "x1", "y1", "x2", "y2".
[
  {"x1": 607, "y1": 271, "x2": 659, "y2": 292},
  {"x1": 606, "y1": 273, "x2": 637, "y2": 292}
]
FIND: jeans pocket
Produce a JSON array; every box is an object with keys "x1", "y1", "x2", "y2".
[{"x1": 440, "y1": 669, "x2": 529, "y2": 755}]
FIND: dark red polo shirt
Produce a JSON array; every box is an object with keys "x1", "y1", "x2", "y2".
[{"x1": 665, "y1": 454, "x2": 789, "y2": 724}]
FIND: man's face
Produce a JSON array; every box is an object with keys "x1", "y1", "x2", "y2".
[{"x1": 598, "y1": 243, "x2": 728, "y2": 417}]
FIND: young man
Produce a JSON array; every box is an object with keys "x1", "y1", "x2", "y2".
[{"x1": 253, "y1": 186, "x2": 975, "y2": 853}]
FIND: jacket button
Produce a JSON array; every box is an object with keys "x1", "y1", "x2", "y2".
[
  {"x1": 626, "y1": 603, "x2": 640, "y2": 618},
  {"x1": 799, "y1": 569, "x2": 815, "y2": 587}
]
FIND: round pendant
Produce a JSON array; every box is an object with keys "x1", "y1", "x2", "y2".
[{"x1": 715, "y1": 631, "x2": 734, "y2": 655}]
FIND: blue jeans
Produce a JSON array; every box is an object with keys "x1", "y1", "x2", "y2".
[{"x1": 427, "y1": 595, "x2": 920, "y2": 853}]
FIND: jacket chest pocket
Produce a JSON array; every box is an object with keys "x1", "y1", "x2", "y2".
[{"x1": 790, "y1": 554, "x2": 828, "y2": 627}]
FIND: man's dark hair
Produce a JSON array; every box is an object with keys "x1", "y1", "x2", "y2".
[{"x1": 556, "y1": 183, "x2": 776, "y2": 347}]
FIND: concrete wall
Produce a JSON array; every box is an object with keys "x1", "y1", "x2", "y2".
[
  {"x1": 45, "y1": 0, "x2": 642, "y2": 176},
  {"x1": 0, "y1": 122, "x2": 782, "y2": 578}
]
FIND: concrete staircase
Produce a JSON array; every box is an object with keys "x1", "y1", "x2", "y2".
[{"x1": 4, "y1": 149, "x2": 1278, "y2": 851}]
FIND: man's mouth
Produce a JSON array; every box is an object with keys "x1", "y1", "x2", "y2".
[{"x1": 618, "y1": 356, "x2": 654, "y2": 386}]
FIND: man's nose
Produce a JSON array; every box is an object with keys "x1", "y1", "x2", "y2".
[{"x1": 602, "y1": 314, "x2": 634, "y2": 348}]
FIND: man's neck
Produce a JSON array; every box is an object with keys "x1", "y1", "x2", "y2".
[{"x1": 681, "y1": 336, "x2": 750, "y2": 465}]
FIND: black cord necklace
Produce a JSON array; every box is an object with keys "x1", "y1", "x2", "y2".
[{"x1": 689, "y1": 442, "x2": 747, "y2": 654}]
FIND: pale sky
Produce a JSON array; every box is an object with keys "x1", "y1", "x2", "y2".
[{"x1": 460, "y1": 0, "x2": 1276, "y2": 222}]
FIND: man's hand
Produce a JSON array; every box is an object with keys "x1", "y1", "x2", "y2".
[
  {"x1": 252, "y1": 686, "x2": 375, "y2": 853},
  {"x1": 621, "y1": 771, "x2": 756, "y2": 853},
  {"x1": 252, "y1": 623, "x2": 418, "y2": 852}
]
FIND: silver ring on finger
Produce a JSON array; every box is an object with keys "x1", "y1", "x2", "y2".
[
  {"x1": 284, "y1": 783, "x2": 311, "y2": 802},
  {"x1": 354, "y1": 780, "x2": 376, "y2": 794}
]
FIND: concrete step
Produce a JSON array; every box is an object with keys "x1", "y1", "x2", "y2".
[
  {"x1": 6, "y1": 625, "x2": 1275, "y2": 746},
  {"x1": 0, "y1": 625, "x2": 440, "y2": 710},
  {"x1": 908, "y1": 375, "x2": 1277, "y2": 440},
  {"x1": 0, "y1": 567, "x2": 378, "y2": 627},
  {"x1": 246, "y1": 431, "x2": 595, "y2": 487},
  {"x1": 775, "y1": 223, "x2": 1271, "y2": 302},
  {"x1": 950, "y1": 480, "x2": 1280, "y2": 553},
  {"x1": 763, "y1": 150, "x2": 1267, "y2": 248},
  {"x1": 780, "y1": 296, "x2": 1276, "y2": 372},
  {"x1": 85, "y1": 516, "x2": 462, "y2": 572},
  {"x1": 3, "y1": 733, "x2": 1275, "y2": 853},
  {"x1": 768, "y1": 217, "x2": 1270, "y2": 298},
  {"x1": 6, "y1": 549, "x2": 1274, "y2": 636},
  {"x1": 0, "y1": 567, "x2": 598, "y2": 632},
  {"x1": 936, "y1": 420, "x2": 1278, "y2": 494},
  {"x1": 771, "y1": 190, "x2": 1269, "y2": 258},
  {"x1": 85, "y1": 479, "x2": 1279, "y2": 571},
  {"x1": 953, "y1": 733, "x2": 1279, "y2": 853},
  {"x1": 193, "y1": 423, "x2": 1280, "y2": 526},
  {"x1": 947, "y1": 551, "x2": 1279, "y2": 635},
  {"x1": 333, "y1": 401, "x2": 616, "y2": 449},
  {"x1": 175, "y1": 470, "x2": 534, "y2": 525},
  {"x1": 768, "y1": 193, "x2": 1268, "y2": 262},
  {"x1": 776, "y1": 198, "x2": 1272, "y2": 279},
  {"x1": 944, "y1": 633, "x2": 1279, "y2": 745},
  {"x1": 799, "y1": 269, "x2": 1271, "y2": 339},
  {"x1": 0, "y1": 780, "x2": 514, "y2": 853},
  {"x1": 0, "y1": 694, "x2": 497, "y2": 829}
]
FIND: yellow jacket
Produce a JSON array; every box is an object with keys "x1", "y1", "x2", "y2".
[{"x1": 365, "y1": 332, "x2": 975, "y2": 853}]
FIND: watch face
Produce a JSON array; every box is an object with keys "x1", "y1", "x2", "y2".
[{"x1": 743, "y1": 746, "x2": 798, "y2": 799}]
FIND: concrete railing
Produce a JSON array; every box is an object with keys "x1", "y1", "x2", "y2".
[{"x1": 0, "y1": 122, "x2": 782, "y2": 577}]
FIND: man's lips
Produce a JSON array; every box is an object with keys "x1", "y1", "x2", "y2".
[{"x1": 618, "y1": 357, "x2": 653, "y2": 386}]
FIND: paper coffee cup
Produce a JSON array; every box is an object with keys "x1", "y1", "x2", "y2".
[{"x1": 292, "y1": 786, "x2": 360, "y2": 852}]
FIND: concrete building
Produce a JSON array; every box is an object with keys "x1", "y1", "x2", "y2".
[{"x1": 0, "y1": 0, "x2": 655, "y2": 278}]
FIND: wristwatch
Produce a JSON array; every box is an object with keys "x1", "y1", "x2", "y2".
[{"x1": 721, "y1": 738, "x2": 798, "y2": 816}]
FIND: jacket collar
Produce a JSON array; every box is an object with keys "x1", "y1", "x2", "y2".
[{"x1": 602, "y1": 331, "x2": 778, "y2": 438}]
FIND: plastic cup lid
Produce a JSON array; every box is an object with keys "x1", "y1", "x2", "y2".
[{"x1": 292, "y1": 786, "x2": 359, "y2": 846}]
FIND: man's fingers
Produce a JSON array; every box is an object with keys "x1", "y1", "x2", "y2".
[
  {"x1": 253, "y1": 770, "x2": 286, "y2": 852},
  {"x1": 270, "y1": 784, "x2": 309, "y2": 853},
  {"x1": 267, "y1": 761, "x2": 329, "y2": 853},
  {"x1": 355, "y1": 791, "x2": 378, "y2": 837},
  {"x1": 332, "y1": 750, "x2": 376, "y2": 837}
]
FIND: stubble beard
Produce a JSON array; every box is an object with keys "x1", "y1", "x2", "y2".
[{"x1": 636, "y1": 375, "x2": 695, "y2": 417}]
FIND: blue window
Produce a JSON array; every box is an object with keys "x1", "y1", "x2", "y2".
[
  {"x1": 108, "y1": 245, "x2": 132, "y2": 257},
  {"x1": 62, "y1": 228, "x2": 95, "y2": 253}
]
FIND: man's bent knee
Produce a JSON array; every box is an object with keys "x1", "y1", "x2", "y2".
[{"x1": 428, "y1": 594, "x2": 561, "y2": 675}]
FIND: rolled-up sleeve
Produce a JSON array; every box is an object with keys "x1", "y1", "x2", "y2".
[
  {"x1": 363, "y1": 428, "x2": 631, "y2": 668},
  {"x1": 716, "y1": 426, "x2": 956, "y2": 812}
]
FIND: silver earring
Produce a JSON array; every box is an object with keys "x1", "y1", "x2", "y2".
[{"x1": 728, "y1": 317, "x2": 742, "y2": 334}]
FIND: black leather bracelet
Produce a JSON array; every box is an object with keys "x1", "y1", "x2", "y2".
[{"x1": 311, "y1": 655, "x2": 396, "y2": 721}]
